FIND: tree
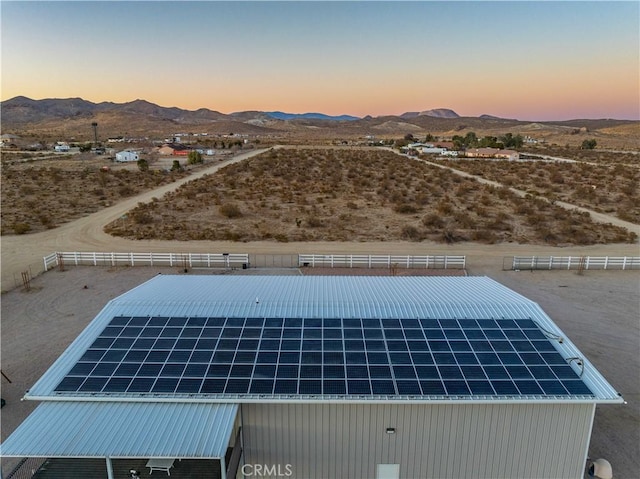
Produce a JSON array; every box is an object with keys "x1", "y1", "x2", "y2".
[
  {"x1": 188, "y1": 150, "x2": 203, "y2": 165},
  {"x1": 171, "y1": 160, "x2": 182, "y2": 172},
  {"x1": 137, "y1": 158, "x2": 149, "y2": 172},
  {"x1": 581, "y1": 139, "x2": 597, "y2": 150},
  {"x1": 79, "y1": 143, "x2": 92, "y2": 152},
  {"x1": 500, "y1": 133, "x2": 524, "y2": 149}
]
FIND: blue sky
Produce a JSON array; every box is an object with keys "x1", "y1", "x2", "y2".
[{"x1": 2, "y1": 1, "x2": 639, "y2": 120}]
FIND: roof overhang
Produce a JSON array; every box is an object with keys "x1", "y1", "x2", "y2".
[{"x1": 0, "y1": 401, "x2": 238, "y2": 458}]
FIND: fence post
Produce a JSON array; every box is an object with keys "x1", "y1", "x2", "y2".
[
  {"x1": 549, "y1": 256, "x2": 553, "y2": 270},
  {"x1": 130, "y1": 252, "x2": 134, "y2": 266},
  {"x1": 567, "y1": 256, "x2": 572, "y2": 270},
  {"x1": 622, "y1": 257, "x2": 627, "y2": 270},
  {"x1": 586, "y1": 256, "x2": 591, "y2": 270},
  {"x1": 444, "y1": 256, "x2": 448, "y2": 269},
  {"x1": 604, "y1": 256, "x2": 609, "y2": 270}
]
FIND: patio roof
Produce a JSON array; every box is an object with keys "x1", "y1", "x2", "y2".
[{"x1": 0, "y1": 401, "x2": 237, "y2": 458}]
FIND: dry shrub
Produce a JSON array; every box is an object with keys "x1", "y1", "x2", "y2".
[
  {"x1": 401, "y1": 225, "x2": 423, "y2": 241},
  {"x1": 394, "y1": 204, "x2": 418, "y2": 214},
  {"x1": 219, "y1": 203, "x2": 242, "y2": 218}
]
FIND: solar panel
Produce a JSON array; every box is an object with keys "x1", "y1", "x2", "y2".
[{"x1": 54, "y1": 316, "x2": 594, "y2": 398}]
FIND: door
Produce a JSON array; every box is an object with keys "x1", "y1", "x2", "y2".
[{"x1": 376, "y1": 463, "x2": 400, "y2": 479}]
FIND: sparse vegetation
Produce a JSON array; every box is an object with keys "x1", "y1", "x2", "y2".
[
  {"x1": 104, "y1": 148, "x2": 636, "y2": 245},
  {"x1": 1, "y1": 160, "x2": 188, "y2": 234},
  {"x1": 431, "y1": 158, "x2": 640, "y2": 224}
]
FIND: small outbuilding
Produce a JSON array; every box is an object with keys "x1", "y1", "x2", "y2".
[{"x1": 114, "y1": 150, "x2": 139, "y2": 163}]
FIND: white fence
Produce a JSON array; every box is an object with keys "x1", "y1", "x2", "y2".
[
  {"x1": 298, "y1": 254, "x2": 466, "y2": 269},
  {"x1": 44, "y1": 252, "x2": 249, "y2": 271},
  {"x1": 509, "y1": 256, "x2": 640, "y2": 271}
]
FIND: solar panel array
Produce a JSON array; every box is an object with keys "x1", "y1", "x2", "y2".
[{"x1": 54, "y1": 316, "x2": 593, "y2": 398}]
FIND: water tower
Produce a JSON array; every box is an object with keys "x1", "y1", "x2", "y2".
[{"x1": 91, "y1": 122, "x2": 98, "y2": 146}]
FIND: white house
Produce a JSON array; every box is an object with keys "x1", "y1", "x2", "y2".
[
  {"x1": 115, "y1": 150, "x2": 140, "y2": 163},
  {"x1": 54, "y1": 143, "x2": 70, "y2": 152}
]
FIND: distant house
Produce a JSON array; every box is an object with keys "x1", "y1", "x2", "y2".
[
  {"x1": 465, "y1": 148, "x2": 519, "y2": 161},
  {"x1": 433, "y1": 141, "x2": 455, "y2": 150},
  {"x1": 107, "y1": 137, "x2": 125, "y2": 143},
  {"x1": 421, "y1": 147, "x2": 445, "y2": 155},
  {"x1": 157, "y1": 143, "x2": 191, "y2": 156},
  {"x1": 115, "y1": 150, "x2": 139, "y2": 163},
  {"x1": 54, "y1": 143, "x2": 70, "y2": 152}
]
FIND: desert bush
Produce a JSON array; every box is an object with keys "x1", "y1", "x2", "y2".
[
  {"x1": 422, "y1": 213, "x2": 444, "y2": 228},
  {"x1": 471, "y1": 229, "x2": 498, "y2": 243},
  {"x1": 401, "y1": 225, "x2": 423, "y2": 241},
  {"x1": 306, "y1": 216, "x2": 324, "y2": 228},
  {"x1": 394, "y1": 204, "x2": 418, "y2": 214},
  {"x1": 118, "y1": 185, "x2": 135, "y2": 197},
  {"x1": 219, "y1": 203, "x2": 243, "y2": 218},
  {"x1": 12, "y1": 222, "x2": 31, "y2": 234}
]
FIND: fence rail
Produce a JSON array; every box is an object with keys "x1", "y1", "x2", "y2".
[
  {"x1": 508, "y1": 256, "x2": 640, "y2": 271},
  {"x1": 298, "y1": 254, "x2": 466, "y2": 269},
  {"x1": 43, "y1": 252, "x2": 249, "y2": 271}
]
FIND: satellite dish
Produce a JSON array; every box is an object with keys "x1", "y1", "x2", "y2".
[{"x1": 588, "y1": 458, "x2": 613, "y2": 479}]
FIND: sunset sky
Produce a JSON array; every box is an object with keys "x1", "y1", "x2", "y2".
[{"x1": 2, "y1": 1, "x2": 638, "y2": 121}]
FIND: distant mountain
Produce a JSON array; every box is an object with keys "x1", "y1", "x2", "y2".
[
  {"x1": 419, "y1": 108, "x2": 459, "y2": 119},
  {"x1": 267, "y1": 111, "x2": 360, "y2": 121},
  {"x1": 479, "y1": 114, "x2": 502, "y2": 120},
  {"x1": 400, "y1": 108, "x2": 460, "y2": 119},
  {"x1": 0, "y1": 96, "x2": 228, "y2": 124}
]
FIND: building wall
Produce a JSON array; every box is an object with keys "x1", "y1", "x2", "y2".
[{"x1": 241, "y1": 402, "x2": 594, "y2": 479}]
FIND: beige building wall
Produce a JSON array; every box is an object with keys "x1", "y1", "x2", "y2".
[{"x1": 240, "y1": 402, "x2": 595, "y2": 479}]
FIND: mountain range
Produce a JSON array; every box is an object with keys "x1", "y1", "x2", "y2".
[
  {"x1": 0, "y1": 96, "x2": 497, "y2": 125},
  {"x1": 1, "y1": 96, "x2": 636, "y2": 143}
]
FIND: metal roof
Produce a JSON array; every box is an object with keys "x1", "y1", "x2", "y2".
[
  {"x1": 25, "y1": 275, "x2": 621, "y2": 403},
  {"x1": 0, "y1": 401, "x2": 237, "y2": 458}
]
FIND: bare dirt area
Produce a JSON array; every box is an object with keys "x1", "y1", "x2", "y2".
[
  {"x1": 1, "y1": 263, "x2": 638, "y2": 477},
  {"x1": 103, "y1": 148, "x2": 636, "y2": 245}
]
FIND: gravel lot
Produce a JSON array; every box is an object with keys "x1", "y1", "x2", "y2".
[{"x1": 1, "y1": 263, "x2": 638, "y2": 477}]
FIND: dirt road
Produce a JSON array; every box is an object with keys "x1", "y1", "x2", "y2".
[
  {"x1": 2, "y1": 146, "x2": 639, "y2": 291},
  {"x1": 406, "y1": 153, "x2": 640, "y2": 236}
]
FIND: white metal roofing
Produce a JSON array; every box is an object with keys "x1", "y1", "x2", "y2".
[
  {"x1": 0, "y1": 401, "x2": 237, "y2": 458},
  {"x1": 25, "y1": 275, "x2": 621, "y2": 403}
]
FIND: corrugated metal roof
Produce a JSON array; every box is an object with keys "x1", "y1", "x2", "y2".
[
  {"x1": 25, "y1": 275, "x2": 621, "y2": 402},
  {"x1": 0, "y1": 402, "x2": 237, "y2": 458}
]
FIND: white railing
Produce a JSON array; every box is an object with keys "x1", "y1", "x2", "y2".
[
  {"x1": 44, "y1": 252, "x2": 249, "y2": 271},
  {"x1": 298, "y1": 254, "x2": 466, "y2": 269},
  {"x1": 510, "y1": 256, "x2": 640, "y2": 271}
]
